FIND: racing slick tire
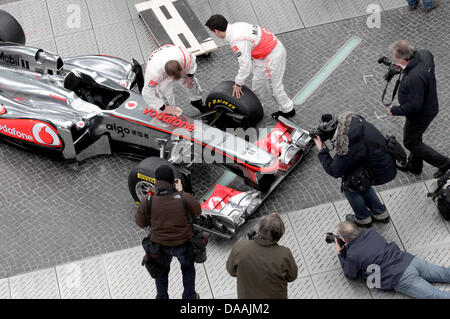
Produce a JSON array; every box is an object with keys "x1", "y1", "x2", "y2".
[
  {"x1": 0, "y1": 10, "x2": 26, "y2": 44},
  {"x1": 128, "y1": 157, "x2": 190, "y2": 203},
  {"x1": 205, "y1": 81, "x2": 264, "y2": 128}
]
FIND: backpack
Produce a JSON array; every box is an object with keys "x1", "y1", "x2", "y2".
[{"x1": 427, "y1": 171, "x2": 450, "y2": 220}]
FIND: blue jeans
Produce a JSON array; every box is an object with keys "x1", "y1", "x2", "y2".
[
  {"x1": 408, "y1": 0, "x2": 435, "y2": 9},
  {"x1": 343, "y1": 187, "x2": 387, "y2": 222},
  {"x1": 394, "y1": 257, "x2": 450, "y2": 299},
  {"x1": 154, "y1": 243, "x2": 197, "y2": 299}
]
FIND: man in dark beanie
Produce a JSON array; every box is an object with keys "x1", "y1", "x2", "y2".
[{"x1": 136, "y1": 165, "x2": 202, "y2": 299}]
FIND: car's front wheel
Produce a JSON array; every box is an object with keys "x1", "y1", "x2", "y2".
[
  {"x1": 128, "y1": 157, "x2": 190, "y2": 203},
  {"x1": 204, "y1": 81, "x2": 264, "y2": 129}
]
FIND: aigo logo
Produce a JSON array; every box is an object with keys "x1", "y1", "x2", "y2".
[{"x1": 0, "y1": 119, "x2": 61, "y2": 148}]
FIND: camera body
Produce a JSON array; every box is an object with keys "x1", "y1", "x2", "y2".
[
  {"x1": 247, "y1": 230, "x2": 257, "y2": 240},
  {"x1": 325, "y1": 232, "x2": 345, "y2": 247},
  {"x1": 377, "y1": 56, "x2": 402, "y2": 82},
  {"x1": 309, "y1": 114, "x2": 338, "y2": 142}
]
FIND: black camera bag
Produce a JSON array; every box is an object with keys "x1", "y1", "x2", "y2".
[
  {"x1": 368, "y1": 135, "x2": 407, "y2": 169},
  {"x1": 428, "y1": 171, "x2": 450, "y2": 220},
  {"x1": 342, "y1": 133, "x2": 374, "y2": 192},
  {"x1": 179, "y1": 196, "x2": 208, "y2": 264}
]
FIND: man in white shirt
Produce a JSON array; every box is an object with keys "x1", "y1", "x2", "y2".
[
  {"x1": 206, "y1": 15, "x2": 295, "y2": 119},
  {"x1": 142, "y1": 44, "x2": 204, "y2": 115}
]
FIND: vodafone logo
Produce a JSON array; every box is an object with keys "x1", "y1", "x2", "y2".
[
  {"x1": 208, "y1": 197, "x2": 225, "y2": 211},
  {"x1": 125, "y1": 101, "x2": 138, "y2": 110},
  {"x1": 32, "y1": 123, "x2": 61, "y2": 147},
  {"x1": 270, "y1": 130, "x2": 288, "y2": 148},
  {"x1": 120, "y1": 80, "x2": 127, "y2": 87}
]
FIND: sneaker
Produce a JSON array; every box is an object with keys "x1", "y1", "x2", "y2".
[
  {"x1": 369, "y1": 211, "x2": 390, "y2": 224},
  {"x1": 271, "y1": 109, "x2": 296, "y2": 120},
  {"x1": 345, "y1": 214, "x2": 373, "y2": 228},
  {"x1": 425, "y1": 0, "x2": 439, "y2": 13}
]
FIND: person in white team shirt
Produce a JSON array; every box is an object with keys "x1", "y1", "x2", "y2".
[
  {"x1": 206, "y1": 14, "x2": 295, "y2": 119},
  {"x1": 142, "y1": 44, "x2": 205, "y2": 116}
]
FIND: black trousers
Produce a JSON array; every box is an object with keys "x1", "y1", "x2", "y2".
[{"x1": 403, "y1": 118, "x2": 450, "y2": 172}]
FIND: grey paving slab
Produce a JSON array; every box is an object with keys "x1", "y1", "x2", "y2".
[
  {"x1": 6, "y1": 0, "x2": 53, "y2": 42},
  {"x1": 312, "y1": 269, "x2": 372, "y2": 299},
  {"x1": 47, "y1": 0, "x2": 93, "y2": 37},
  {"x1": 127, "y1": 0, "x2": 145, "y2": 21},
  {"x1": 250, "y1": 0, "x2": 305, "y2": 34},
  {"x1": 86, "y1": 0, "x2": 131, "y2": 28},
  {"x1": 132, "y1": 17, "x2": 160, "y2": 62},
  {"x1": 287, "y1": 204, "x2": 342, "y2": 274},
  {"x1": 278, "y1": 213, "x2": 310, "y2": 278},
  {"x1": 379, "y1": 0, "x2": 408, "y2": 10},
  {"x1": 208, "y1": 0, "x2": 260, "y2": 26},
  {"x1": 0, "y1": 278, "x2": 10, "y2": 299},
  {"x1": 288, "y1": 276, "x2": 319, "y2": 299},
  {"x1": 27, "y1": 36, "x2": 58, "y2": 54},
  {"x1": 94, "y1": 20, "x2": 144, "y2": 64},
  {"x1": 102, "y1": 246, "x2": 156, "y2": 299},
  {"x1": 380, "y1": 183, "x2": 450, "y2": 251},
  {"x1": 214, "y1": 291, "x2": 237, "y2": 299},
  {"x1": 336, "y1": 0, "x2": 383, "y2": 19},
  {"x1": 55, "y1": 29, "x2": 99, "y2": 57},
  {"x1": 333, "y1": 199, "x2": 405, "y2": 250},
  {"x1": 293, "y1": 0, "x2": 344, "y2": 27},
  {"x1": 9, "y1": 268, "x2": 60, "y2": 299},
  {"x1": 56, "y1": 257, "x2": 110, "y2": 299}
]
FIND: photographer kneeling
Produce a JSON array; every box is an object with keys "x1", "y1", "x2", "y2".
[
  {"x1": 314, "y1": 111, "x2": 396, "y2": 227},
  {"x1": 333, "y1": 221, "x2": 450, "y2": 299}
]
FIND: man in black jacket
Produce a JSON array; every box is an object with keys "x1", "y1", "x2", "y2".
[
  {"x1": 388, "y1": 40, "x2": 450, "y2": 179},
  {"x1": 314, "y1": 111, "x2": 396, "y2": 227},
  {"x1": 335, "y1": 221, "x2": 450, "y2": 299}
]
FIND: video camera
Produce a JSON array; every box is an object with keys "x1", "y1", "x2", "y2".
[
  {"x1": 309, "y1": 114, "x2": 338, "y2": 142},
  {"x1": 325, "y1": 232, "x2": 345, "y2": 247},
  {"x1": 377, "y1": 56, "x2": 402, "y2": 82},
  {"x1": 378, "y1": 56, "x2": 403, "y2": 106}
]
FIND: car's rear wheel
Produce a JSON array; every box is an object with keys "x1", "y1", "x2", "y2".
[
  {"x1": 205, "y1": 81, "x2": 264, "y2": 129},
  {"x1": 128, "y1": 157, "x2": 190, "y2": 203},
  {"x1": 0, "y1": 10, "x2": 26, "y2": 44}
]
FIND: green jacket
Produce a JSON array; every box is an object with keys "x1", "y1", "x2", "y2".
[{"x1": 226, "y1": 238, "x2": 298, "y2": 299}]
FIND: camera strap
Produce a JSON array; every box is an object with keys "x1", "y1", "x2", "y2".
[{"x1": 382, "y1": 75, "x2": 401, "y2": 107}]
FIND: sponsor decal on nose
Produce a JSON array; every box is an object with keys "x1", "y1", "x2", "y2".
[
  {"x1": 125, "y1": 101, "x2": 138, "y2": 109},
  {"x1": 0, "y1": 104, "x2": 6, "y2": 115},
  {"x1": 32, "y1": 123, "x2": 61, "y2": 147}
]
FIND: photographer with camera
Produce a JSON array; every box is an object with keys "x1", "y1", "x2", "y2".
[
  {"x1": 313, "y1": 111, "x2": 396, "y2": 227},
  {"x1": 135, "y1": 165, "x2": 202, "y2": 299},
  {"x1": 226, "y1": 214, "x2": 298, "y2": 299},
  {"x1": 331, "y1": 221, "x2": 450, "y2": 299},
  {"x1": 384, "y1": 40, "x2": 450, "y2": 179}
]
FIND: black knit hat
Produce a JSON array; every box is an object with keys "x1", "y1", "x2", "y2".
[{"x1": 155, "y1": 165, "x2": 175, "y2": 184}]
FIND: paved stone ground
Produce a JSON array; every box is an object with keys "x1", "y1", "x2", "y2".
[
  {"x1": 0, "y1": 180, "x2": 448, "y2": 299},
  {"x1": 0, "y1": 0, "x2": 449, "y2": 280}
]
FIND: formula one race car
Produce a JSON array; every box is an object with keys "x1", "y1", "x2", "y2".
[{"x1": 0, "y1": 10, "x2": 313, "y2": 238}]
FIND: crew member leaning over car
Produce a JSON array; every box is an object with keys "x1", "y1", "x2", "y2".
[
  {"x1": 142, "y1": 44, "x2": 204, "y2": 116},
  {"x1": 206, "y1": 15, "x2": 295, "y2": 120}
]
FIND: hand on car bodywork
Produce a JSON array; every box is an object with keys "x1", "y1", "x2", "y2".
[
  {"x1": 232, "y1": 84, "x2": 244, "y2": 98},
  {"x1": 165, "y1": 105, "x2": 183, "y2": 116}
]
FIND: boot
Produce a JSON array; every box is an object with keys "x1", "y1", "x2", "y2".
[
  {"x1": 369, "y1": 211, "x2": 390, "y2": 224},
  {"x1": 191, "y1": 99, "x2": 206, "y2": 113},
  {"x1": 271, "y1": 109, "x2": 296, "y2": 120},
  {"x1": 433, "y1": 165, "x2": 449, "y2": 179}
]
